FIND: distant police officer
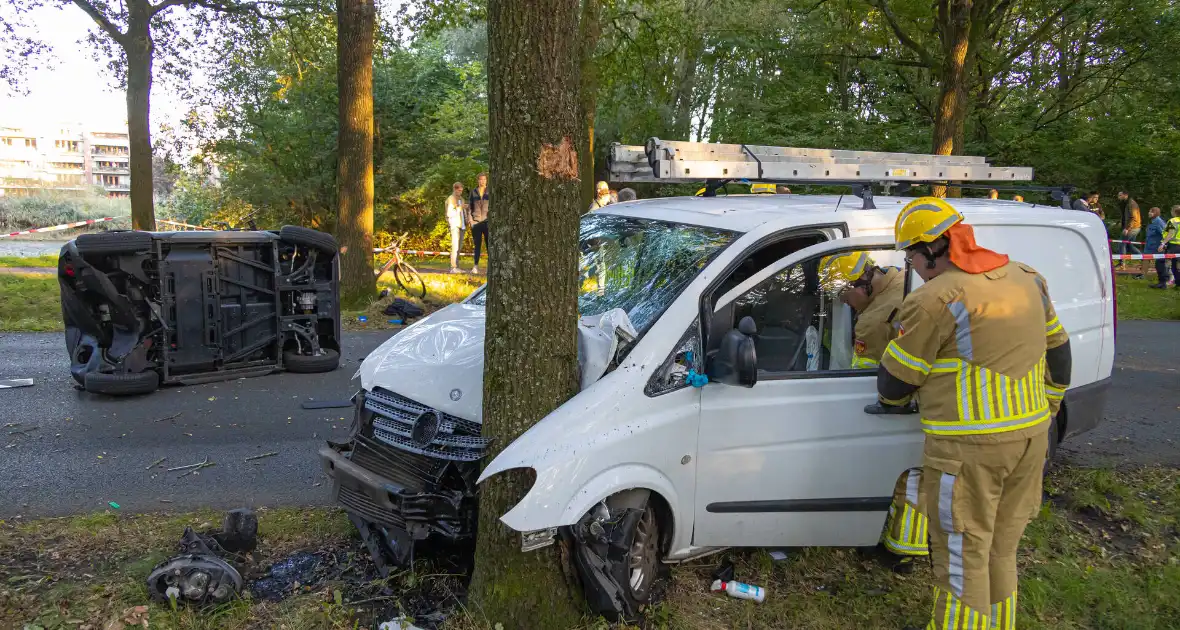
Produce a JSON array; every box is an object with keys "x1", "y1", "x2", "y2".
[
  {"x1": 871, "y1": 197, "x2": 1071, "y2": 630},
  {"x1": 822, "y1": 251, "x2": 929, "y2": 568}
]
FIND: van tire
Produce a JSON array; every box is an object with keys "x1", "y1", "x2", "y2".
[
  {"x1": 284, "y1": 349, "x2": 340, "y2": 373},
  {"x1": 84, "y1": 370, "x2": 160, "y2": 396},
  {"x1": 76, "y1": 231, "x2": 153, "y2": 256},
  {"x1": 1044, "y1": 412, "x2": 1060, "y2": 477},
  {"x1": 279, "y1": 226, "x2": 338, "y2": 256}
]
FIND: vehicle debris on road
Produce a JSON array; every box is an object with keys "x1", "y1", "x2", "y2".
[
  {"x1": 0, "y1": 378, "x2": 34, "y2": 389},
  {"x1": 244, "y1": 451, "x2": 278, "y2": 462}
]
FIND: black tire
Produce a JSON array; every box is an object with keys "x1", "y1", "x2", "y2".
[
  {"x1": 75, "y1": 231, "x2": 153, "y2": 256},
  {"x1": 394, "y1": 264, "x2": 427, "y2": 299},
  {"x1": 283, "y1": 348, "x2": 340, "y2": 373},
  {"x1": 84, "y1": 370, "x2": 160, "y2": 396},
  {"x1": 279, "y1": 226, "x2": 338, "y2": 256}
]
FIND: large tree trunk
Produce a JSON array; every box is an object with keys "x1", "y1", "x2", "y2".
[
  {"x1": 468, "y1": 0, "x2": 585, "y2": 624},
  {"x1": 931, "y1": 0, "x2": 972, "y2": 197},
  {"x1": 125, "y1": 7, "x2": 155, "y2": 231},
  {"x1": 578, "y1": 0, "x2": 602, "y2": 209},
  {"x1": 335, "y1": 0, "x2": 376, "y2": 307}
]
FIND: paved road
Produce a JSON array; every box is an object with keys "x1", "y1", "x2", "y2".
[
  {"x1": 1, "y1": 321, "x2": 1177, "y2": 518},
  {"x1": 0, "y1": 239, "x2": 68, "y2": 258},
  {"x1": 0, "y1": 331, "x2": 393, "y2": 518},
  {"x1": 1059, "y1": 320, "x2": 1180, "y2": 467}
]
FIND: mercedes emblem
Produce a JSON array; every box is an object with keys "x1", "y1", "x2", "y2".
[{"x1": 411, "y1": 410, "x2": 442, "y2": 446}]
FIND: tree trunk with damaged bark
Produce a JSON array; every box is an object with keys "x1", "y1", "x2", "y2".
[
  {"x1": 335, "y1": 0, "x2": 377, "y2": 307},
  {"x1": 468, "y1": 0, "x2": 585, "y2": 625}
]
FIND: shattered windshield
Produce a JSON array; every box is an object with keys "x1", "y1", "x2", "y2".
[{"x1": 470, "y1": 213, "x2": 737, "y2": 333}]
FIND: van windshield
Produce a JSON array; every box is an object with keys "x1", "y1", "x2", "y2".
[{"x1": 470, "y1": 213, "x2": 737, "y2": 333}]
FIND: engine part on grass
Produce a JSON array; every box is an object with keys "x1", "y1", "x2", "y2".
[
  {"x1": 711, "y1": 579, "x2": 766, "y2": 603},
  {"x1": 146, "y1": 528, "x2": 242, "y2": 606},
  {"x1": 213, "y1": 507, "x2": 258, "y2": 553}
]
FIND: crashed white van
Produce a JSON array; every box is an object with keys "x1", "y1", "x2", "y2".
[{"x1": 320, "y1": 142, "x2": 1114, "y2": 619}]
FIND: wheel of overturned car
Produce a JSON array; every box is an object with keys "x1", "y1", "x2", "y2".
[
  {"x1": 84, "y1": 370, "x2": 160, "y2": 396},
  {"x1": 279, "y1": 226, "x2": 339, "y2": 256},
  {"x1": 75, "y1": 231, "x2": 153, "y2": 256},
  {"x1": 283, "y1": 348, "x2": 340, "y2": 373}
]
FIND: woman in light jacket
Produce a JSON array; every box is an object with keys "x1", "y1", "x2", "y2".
[{"x1": 446, "y1": 182, "x2": 467, "y2": 273}]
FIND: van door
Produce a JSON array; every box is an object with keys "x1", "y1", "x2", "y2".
[{"x1": 693, "y1": 236, "x2": 925, "y2": 548}]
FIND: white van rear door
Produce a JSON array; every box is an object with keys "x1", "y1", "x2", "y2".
[{"x1": 693, "y1": 237, "x2": 924, "y2": 548}]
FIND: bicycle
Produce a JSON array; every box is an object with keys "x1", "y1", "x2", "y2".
[{"x1": 374, "y1": 232, "x2": 427, "y2": 299}]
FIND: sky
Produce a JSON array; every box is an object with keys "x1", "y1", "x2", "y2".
[{"x1": 1, "y1": 4, "x2": 196, "y2": 133}]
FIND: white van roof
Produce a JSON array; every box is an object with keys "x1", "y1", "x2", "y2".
[{"x1": 598, "y1": 194, "x2": 1073, "y2": 234}]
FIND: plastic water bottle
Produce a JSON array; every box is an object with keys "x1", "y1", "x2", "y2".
[{"x1": 710, "y1": 579, "x2": 766, "y2": 603}]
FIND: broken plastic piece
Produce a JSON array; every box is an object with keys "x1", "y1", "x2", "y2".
[{"x1": 146, "y1": 528, "x2": 242, "y2": 606}]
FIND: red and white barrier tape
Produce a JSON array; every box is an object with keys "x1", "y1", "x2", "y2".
[
  {"x1": 1113, "y1": 253, "x2": 1180, "y2": 260},
  {"x1": 1, "y1": 216, "x2": 126, "y2": 238},
  {"x1": 157, "y1": 219, "x2": 214, "y2": 230},
  {"x1": 1109, "y1": 239, "x2": 1145, "y2": 245}
]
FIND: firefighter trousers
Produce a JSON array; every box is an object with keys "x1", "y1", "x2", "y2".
[
  {"x1": 884, "y1": 467, "x2": 930, "y2": 557},
  {"x1": 919, "y1": 429, "x2": 1049, "y2": 630}
]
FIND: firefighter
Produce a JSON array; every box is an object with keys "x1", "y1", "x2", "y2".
[
  {"x1": 868, "y1": 197, "x2": 1071, "y2": 629},
  {"x1": 821, "y1": 251, "x2": 929, "y2": 569}
]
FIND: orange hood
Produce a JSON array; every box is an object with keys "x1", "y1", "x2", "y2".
[{"x1": 948, "y1": 222, "x2": 1008, "y2": 273}]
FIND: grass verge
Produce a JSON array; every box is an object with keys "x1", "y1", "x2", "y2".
[
  {"x1": 0, "y1": 254, "x2": 58, "y2": 268},
  {"x1": 1115, "y1": 275, "x2": 1180, "y2": 320},
  {"x1": 343, "y1": 270, "x2": 484, "y2": 332},
  {"x1": 2, "y1": 466, "x2": 1176, "y2": 629},
  {"x1": 0, "y1": 273, "x2": 62, "y2": 332}
]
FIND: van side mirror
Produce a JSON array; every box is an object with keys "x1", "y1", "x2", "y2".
[{"x1": 707, "y1": 316, "x2": 758, "y2": 387}]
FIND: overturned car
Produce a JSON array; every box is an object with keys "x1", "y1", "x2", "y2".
[{"x1": 59, "y1": 226, "x2": 341, "y2": 396}]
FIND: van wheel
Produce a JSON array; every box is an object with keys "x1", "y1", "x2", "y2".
[
  {"x1": 284, "y1": 349, "x2": 340, "y2": 373},
  {"x1": 76, "y1": 231, "x2": 153, "y2": 256},
  {"x1": 84, "y1": 370, "x2": 160, "y2": 396},
  {"x1": 617, "y1": 502, "x2": 661, "y2": 605},
  {"x1": 572, "y1": 495, "x2": 664, "y2": 622},
  {"x1": 1044, "y1": 411, "x2": 1060, "y2": 477},
  {"x1": 279, "y1": 226, "x2": 338, "y2": 256}
]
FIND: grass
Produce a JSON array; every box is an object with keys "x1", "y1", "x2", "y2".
[
  {"x1": 343, "y1": 269, "x2": 484, "y2": 332},
  {"x1": 0, "y1": 273, "x2": 62, "y2": 332},
  {"x1": 1115, "y1": 275, "x2": 1180, "y2": 321},
  {"x1": 2, "y1": 466, "x2": 1176, "y2": 629},
  {"x1": 0, "y1": 254, "x2": 58, "y2": 268}
]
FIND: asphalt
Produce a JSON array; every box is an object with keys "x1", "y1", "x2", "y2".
[
  {"x1": 0, "y1": 330, "x2": 393, "y2": 519},
  {"x1": 0, "y1": 321, "x2": 1177, "y2": 519}
]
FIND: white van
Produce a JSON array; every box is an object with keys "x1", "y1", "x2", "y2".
[{"x1": 320, "y1": 163, "x2": 1113, "y2": 620}]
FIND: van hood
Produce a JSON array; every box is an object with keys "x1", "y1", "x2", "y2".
[
  {"x1": 359, "y1": 304, "x2": 639, "y2": 425},
  {"x1": 359, "y1": 303, "x2": 486, "y2": 422}
]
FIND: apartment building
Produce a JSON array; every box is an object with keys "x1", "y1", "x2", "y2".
[{"x1": 0, "y1": 123, "x2": 131, "y2": 197}]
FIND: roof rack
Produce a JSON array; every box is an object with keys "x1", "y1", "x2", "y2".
[{"x1": 609, "y1": 138, "x2": 1034, "y2": 184}]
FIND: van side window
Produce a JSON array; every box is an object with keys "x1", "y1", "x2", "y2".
[{"x1": 725, "y1": 248, "x2": 905, "y2": 375}]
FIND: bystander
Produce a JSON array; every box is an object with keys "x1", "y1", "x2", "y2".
[
  {"x1": 446, "y1": 182, "x2": 467, "y2": 274},
  {"x1": 1116, "y1": 191, "x2": 1142, "y2": 273},
  {"x1": 617, "y1": 188, "x2": 637, "y2": 202},
  {"x1": 1157, "y1": 205, "x2": 1180, "y2": 290},
  {"x1": 1145, "y1": 207, "x2": 1171, "y2": 288},
  {"x1": 467, "y1": 172, "x2": 491, "y2": 274}
]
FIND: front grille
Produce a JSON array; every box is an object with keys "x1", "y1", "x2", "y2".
[
  {"x1": 365, "y1": 388, "x2": 490, "y2": 462},
  {"x1": 336, "y1": 483, "x2": 406, "y2": 529},
  {"x1": 350, "y1": 434, "x2": 445, "y2": 493}
]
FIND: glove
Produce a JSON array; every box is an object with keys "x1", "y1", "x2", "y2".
[{"x1": 864, "y1": 401, "x2": 918, "y2": 415}]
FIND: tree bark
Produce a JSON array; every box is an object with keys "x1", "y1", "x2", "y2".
[
  {"x1": 335, "y1": 0, "x2": 376, "y2": 307},
  {"x1": 468, "y1": 0, "x2": 585, "y2": 624},
  {"x1": 125, "y1": 1, "x2": 156, "y2": 230},
  {"x1": 578, "y1": 0, "x2": 602, "y2": 210},
  {"x1": 930, "y1": 0, "x2": 972, "y2": 197}
]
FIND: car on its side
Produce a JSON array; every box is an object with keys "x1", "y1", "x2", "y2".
[{"x1": 59, "y1": 226, "x2": 342, "y2": 396}]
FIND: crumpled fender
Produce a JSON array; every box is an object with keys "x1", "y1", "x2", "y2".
[{"x1": 477, "y1": 366, "x2": 684, "y2": 534}]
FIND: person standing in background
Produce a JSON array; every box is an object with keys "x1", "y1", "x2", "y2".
[
  {"x1": 467, "y1": 172, "x2": 490, "y2": 274},
  {"x1": 446, "y1": 182, "x2": 466, "y2": 274},
  {"x1": 617, "y1": 188, "x2": 638, "y2": 202},
  {"x1": 1157, "y1": 206, "x2": 1180, "y2": 289},
  {"x1": 1145, "y1": 207, "x2": 1170, "y2": 288},
  {"x1": 590, "y1": 181, "x2": 614, "y2": 210},
  {"x1": 1116, "y1": 191, "x2": 1142, "y2": 273}
]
